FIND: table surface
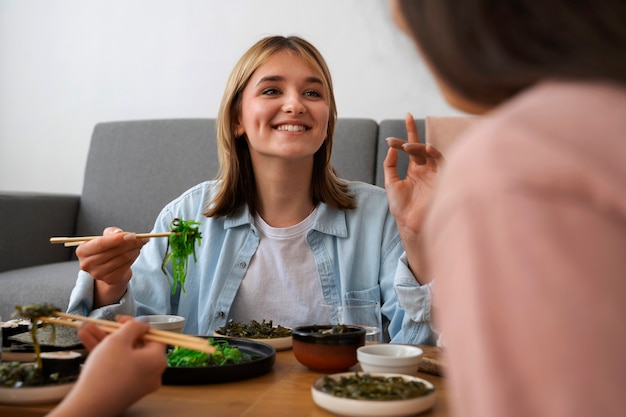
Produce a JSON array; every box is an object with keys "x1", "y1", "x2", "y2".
[{"x1": 0, "y1": 345, "x2": 449, "y2": 417}]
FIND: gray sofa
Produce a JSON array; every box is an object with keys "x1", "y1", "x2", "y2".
[{"x1": 0, "y1": 118, "x2": 426, "y2": 320}]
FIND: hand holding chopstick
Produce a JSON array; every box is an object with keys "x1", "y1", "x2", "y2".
[
  {"x1": 50, "y1": 232, "x2": 173, "y2": 247},
  {"x1": 40, "y1": 311, "x2": 215, "y2": 354}
]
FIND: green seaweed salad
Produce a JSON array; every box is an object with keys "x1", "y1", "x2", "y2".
[
  {"x1": 161, "y1": 218, "x2": 202, "y2": 295},
  {"x1": 166, "y1": 338, "x2": 257, "y2": 367}
]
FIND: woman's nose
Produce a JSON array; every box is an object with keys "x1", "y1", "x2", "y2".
[{"x1": 282, "y1": 92, "x2": 306, "y2": 114}]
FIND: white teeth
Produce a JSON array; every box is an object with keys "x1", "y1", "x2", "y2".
[{"x1": 276, "y1": 125, "x2": 306, "y2": 132}]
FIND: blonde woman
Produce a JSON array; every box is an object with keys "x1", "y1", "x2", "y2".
[{"x1": 68, "y1": 36, "x2": 439, "y2": 344}]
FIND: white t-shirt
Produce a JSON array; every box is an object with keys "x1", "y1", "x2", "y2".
[{"x1": 228, "y1": 207, "x2": 327, "y2": 328}]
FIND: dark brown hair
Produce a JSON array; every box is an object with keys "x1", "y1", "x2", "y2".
[
  {"x1": 395, "y1": 0, "x2": 626, "y2": 108},
  {"x1": 205, "y1": 36, "x2": 355, "y2": 218}
]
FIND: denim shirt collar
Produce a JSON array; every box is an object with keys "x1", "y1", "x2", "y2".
[{"x1": 222, "y1": 202, "x2": 348, "y2": 238}]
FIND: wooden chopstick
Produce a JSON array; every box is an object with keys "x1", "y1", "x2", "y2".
[
  {"x1": 40, "y1": 311, "x2": 215, "y2": 354},
  {"x1": 50, "y1": 232, "x2": 173, "y2": 247}
]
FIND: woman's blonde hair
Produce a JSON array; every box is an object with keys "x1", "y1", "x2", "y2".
[{"x1": 205, "y1": 35, "x2": 355, "y2": 218}]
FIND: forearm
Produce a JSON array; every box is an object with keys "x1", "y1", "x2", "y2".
[
  {"x1": 47, "y1": 393, "x2": 128, "y2": 417},
  {"x1": 397, "y1": 228, "x2": 430, "y2": 284}
]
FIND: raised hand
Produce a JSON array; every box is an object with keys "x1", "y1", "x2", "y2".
[{"x1": 383, "y1": 113, "x2": 443, "y2": 282}]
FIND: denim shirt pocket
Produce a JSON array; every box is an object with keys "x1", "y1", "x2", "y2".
[{"x1": 344, "y1": 286, "x2": 381, "y2": 304}]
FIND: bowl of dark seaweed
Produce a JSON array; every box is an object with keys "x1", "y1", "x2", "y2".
[
  {"x1": 311, "y1": 372, "x2": 436, "y2": 417},
  {"x1": 162, "y1": 336, "x2": 275, "y2": 385},
  {"x1": 214, "y1": 319, "x2": 292, "y2": 351},
  {"x1": 292, "y1": 325, "x2": 366, "y2": 373}
]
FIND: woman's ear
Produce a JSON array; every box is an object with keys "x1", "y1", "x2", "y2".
[{"x1": 234, "y1": 123, "x2": 244, "y2": 138}]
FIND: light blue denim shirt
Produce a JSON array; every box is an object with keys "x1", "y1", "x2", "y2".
[{"x1": 67, "y1": 180, "x2": 435, "y2": 344}]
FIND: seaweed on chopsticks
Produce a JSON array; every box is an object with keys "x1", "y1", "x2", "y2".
[
  {"x1": 161, "y1": 218, "x2": 202, "y2": 294},
  {"x1": 12, "y1": 303, "x2": 59, "y2": 371}
]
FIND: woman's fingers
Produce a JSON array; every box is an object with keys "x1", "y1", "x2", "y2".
[{"x1": 77, "y1": 323, "x2": 108, "y2": 351}]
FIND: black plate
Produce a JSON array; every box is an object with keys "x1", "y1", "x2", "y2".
[{"x1": 162, "y1": 336, "x2": 276, "y2": 385}]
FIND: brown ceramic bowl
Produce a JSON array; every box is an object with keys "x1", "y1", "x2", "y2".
[{"x1": 292, "y1": 325, "x2": 366, "y2": 373}]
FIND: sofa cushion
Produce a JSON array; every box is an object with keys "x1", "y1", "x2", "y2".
[
  {"x1": 0, "y1": 261, "x2": 79, "y2": 320},
  {"x1": 0, "y1": 192, "x2": 79, "y2": 272},
  {"x1": 332, "y1": 118, "x2": 379, "y2": 184}
]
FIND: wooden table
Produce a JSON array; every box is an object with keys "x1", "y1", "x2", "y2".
[{"x1": 0, "y1": 347, "x2": 449, "y2": 417}]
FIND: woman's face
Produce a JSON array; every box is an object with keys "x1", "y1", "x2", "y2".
[{"x1": 236, "y1": 50, "x2": 330, "y2": 164}]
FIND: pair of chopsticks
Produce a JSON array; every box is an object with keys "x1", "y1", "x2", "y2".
[
  {"x1": 50, "y1": 232, "x2": 173, "y2": 247},
  {"x1": 39, "y1": 311, "x2": 215, "y2": 354}
]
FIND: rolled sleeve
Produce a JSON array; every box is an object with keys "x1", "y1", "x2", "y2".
[
  {"x1": 394, "y1": 252, "x2": 433, "y2": 324},
  {"x1": 66, "y1": 270, "x2": 135, "y2": 320}
]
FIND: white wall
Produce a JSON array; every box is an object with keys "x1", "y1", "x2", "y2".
[{"x1": 0, "y1": 0, "x2": 463, "y2": 194}]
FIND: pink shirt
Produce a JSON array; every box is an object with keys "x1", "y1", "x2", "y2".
[{"x1": 425, "y1": 81, "x2": 626, "y2": 417}]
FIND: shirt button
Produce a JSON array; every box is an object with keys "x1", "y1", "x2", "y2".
[
  {"x1": 218, "y1": 311, "x2": 225, "y2": 317},
  {"x1": 239, "y1": 261, "x2": 247, "y2": 268}
]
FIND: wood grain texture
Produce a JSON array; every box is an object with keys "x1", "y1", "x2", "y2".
[{"x1": 417, "y1": 344, "x2": 446, "y2": 376}]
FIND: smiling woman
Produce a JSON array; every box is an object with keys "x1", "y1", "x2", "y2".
[
  {"x1": 209, "y1": 35, "x2": 346, "y2": 221},
  {"x1": 67, "y1": 35, "x2": 439, "y2": 349},
  {"x1": 231, "y1": 49, "x2": 331, "y2": 224},
  {"x1": 236, "y1": 50, "x2": 329, "y2": 171}
]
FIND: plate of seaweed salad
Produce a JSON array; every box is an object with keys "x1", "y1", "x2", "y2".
[
  {"x1": 162, "y1": 336, "x2": 275, "y2": 385},
  {"x1": 214, "y1": 319, "x2": 292, "y2": 351},
  {"x1": 311, "y1": 372, "x2": 436, "y2": 417}
]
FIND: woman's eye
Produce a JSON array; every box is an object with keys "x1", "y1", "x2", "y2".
[
  {"x1": 304, "y1": 90, "x2": 322, "y2": 98},
  {"x1": 262, "y1": 88, "x2": 280, "y2": 96}
]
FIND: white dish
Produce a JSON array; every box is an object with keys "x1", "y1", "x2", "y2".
[
  {"x1": 137, "y1": 315, "x2": 185, "y2": 333},
  {"x1": 357, "y1": 344, "x2": 423, "y2": 375},
  {"x1": 311, "y1": 372, "x2": 436, "y2": 417},
  {"x1": 0, "y1": 382, "x2": 75, "y2": 405},
  {"x1": 213, "y1": 332, "x2": 292, "y2": 351}
]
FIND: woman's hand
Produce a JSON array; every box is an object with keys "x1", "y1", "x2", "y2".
[
  {"x1": 48, "y1": 317, "x2": 166, "y2": 417},
  {"x1": 384, "y1": 113, "x2": 443, "y2": 282},
  {"x1": 76, "y1": 227, "x2": 148, "y2": 307}
]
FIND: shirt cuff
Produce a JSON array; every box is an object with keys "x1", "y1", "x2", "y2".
[
  {"x1": 66, "y1": 270, "x2": 134, "y2": 320},
  {"x1": 394, "y1": 252, "x2": 433, "y2": 323}
]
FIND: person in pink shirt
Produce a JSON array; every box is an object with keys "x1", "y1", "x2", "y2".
[{"x1": 385, "y1": 1, "x2": 626, "y2": 417}]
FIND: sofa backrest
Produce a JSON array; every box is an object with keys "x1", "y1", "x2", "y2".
[
  {"x1": 75, "y1": 119, "x2": 218, "y2": 236},
  {"x1": 75, "y1": 118, "x2": 381, "y2": 236}
]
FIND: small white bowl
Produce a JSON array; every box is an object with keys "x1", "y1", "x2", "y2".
[
  {"x1": 138, "y1": 315, "x2": 185, "y2": 333},
  {"x1": 357, "y1": 344, "x2": 423, "y2": 375}
]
